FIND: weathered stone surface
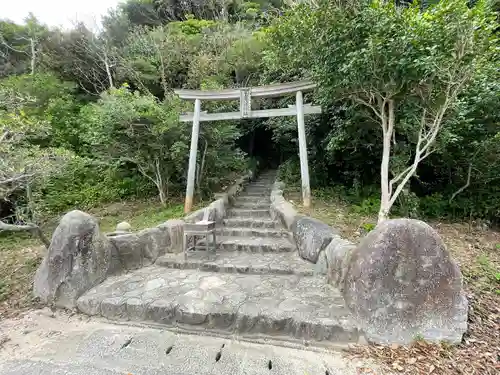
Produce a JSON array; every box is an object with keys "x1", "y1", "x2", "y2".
[
  {"x1": 156, "y1": 251, "x2": 315, "y2": 276},
  {"x1": 77, "y1": 266, "x2": 360, "y2": 344},
  {"x1": 157, "y1": 219, "x2": 184, "y2": 253},
  {"x1": 115, "y1": 221, "x2": 131, "y2": 232},
  {"x1": 108, "y1": 233, "x2": 144, "y2": 270},
  {"x1": 313, "y1": 250, "x2": 328, "y2": 276},
  {"x1": 107, "y1": 219, "x2": 184, "y2": 270},
  {"x1": 270, "y1": 181, "x2": 298, "y2": 230},
  {"x1": 343, "y1": 218, "x2": 468, "y2": 344},
  {"x1": 184, "y1": 208, "x2": 207, "y2": 223},
  {"x1": 137, "y1": 227, "x2": 170, "y2": 264},
  {"x1": 324, "y1": 237, "x2": 356, "y2": 290},
  {"x1": 292, "y1": 217, "x2": 338, "y2": 263},
  {"x1": 34, "y1": 210, "x2": 113, "y2": 308},
  {"x1": 0, "y1": 317, "x2": 377, "y2": 375},
  {"x1": 208, "y1": 198, "x2": 226, "y2": 222}
]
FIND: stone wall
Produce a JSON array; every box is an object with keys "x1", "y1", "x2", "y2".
[
  {"x1": 33, "y1": 170, "x2": 255, "y2": 309},
  {"x1": 270, "y1": 180, "x2": 468, "y2": 345}
]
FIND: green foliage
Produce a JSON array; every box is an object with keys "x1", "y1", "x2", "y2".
[
  {"x1": 1, "y1": 0, "x2": 499, "y2": 228},
  {"x1": 352, "y1": 197, "x2": 382, "y2": 216},
  {"x1": 80, "y1": 87, "x2": 187, "y2": 204},
  {"x1": 265, "y1": 0, "x2": 499, "y2": 221},
  {"x1": 473, "y1": 254, "x2": 500, "y2": 294},
  {"x1": 277, "y1": 158, "x2": 301, "y2": 185},
  {"x1": 171, "y1": 16, "x2": 217, "y2": 35},
  {"x1": 97, "y1": 202, "x2": 186, "y2": 233},
  {"x1": 361, "y1": 222, "x2": 376, "y2": 232},
  {"x1": 33, "y1": 158, "x2": 154, "y2": 216}
]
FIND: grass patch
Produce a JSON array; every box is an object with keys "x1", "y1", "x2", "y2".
[{"x1": 90, "y1": 199, "x2": 188, "y2": 233}]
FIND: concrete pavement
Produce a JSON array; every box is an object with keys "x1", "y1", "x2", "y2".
[{"x1": 0, "y1": 309, "x2": 384, "y2": 375}]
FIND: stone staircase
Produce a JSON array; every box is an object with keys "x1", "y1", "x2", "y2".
[{"x1": 77, "y1": 171, "x2": 361, "y2": 346}]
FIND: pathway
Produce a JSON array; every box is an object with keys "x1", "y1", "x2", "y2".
[
  {"x1": 76, "y1": 172, "x2": 361, "y2": 346},
  {"x1": 0, "y1": 310, "x2": 380, "y2": 375}
]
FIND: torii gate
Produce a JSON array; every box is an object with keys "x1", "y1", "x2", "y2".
[{"x1": 174, "y1": 80, "x2": 321, "y2": 213}]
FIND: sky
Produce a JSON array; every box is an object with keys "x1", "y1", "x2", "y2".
[{"x1": 1, "y1": 0, "x2": 124, "y2": 29}]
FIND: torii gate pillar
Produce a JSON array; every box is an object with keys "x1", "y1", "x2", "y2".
[
  {"x1": 176, "y1": 80, "x2": 321, "y2": 213},
  {"x1": 184, "y1": 98, "x2": 201, "y2": 213},
  {"x1": 296, "y1": 91, "x2": 311, "y2": 208}
]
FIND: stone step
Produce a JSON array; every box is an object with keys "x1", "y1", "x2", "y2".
[
  {"x1": 248, "y1": 182, "x2": 273, "y2": 186},
  {"x1": 234, "y1": 196, "x2": 271, "y2": 203},
  {"x1": 243, "y1": 189, "x2": 272, "y2": 195},
  {"x1": 77, "y1": 267, "x2": 361, "y2": 345},
  {"x1": 227, "y1": 209, "x2": 271, "y2": 218},
  {"x1": 198, "y1": 236, "x2": 295, "y2": 253},
  {"x1": 218, "y1": 227, "x2": 290, "y2": 239},
  {"x1": 245, "y1": 185, "x2": 272, "y2": 189},
  {"x1": 232, "y1": 201, "x2": 270, "y2": 209},
  {"x1": 223, "y1": 218, "x2": 280, "y2": 229},
  {"x1": 239, "y1": 192, "x2": 271, "y2": 198},
  {"x1": 156, "y1": 251, "x2": 314, "y2": 276}
]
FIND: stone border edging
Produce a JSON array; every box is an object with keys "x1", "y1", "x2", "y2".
[
  {"x1": 104, "y1": 169, "x2": 256, "y2": 271},
  {"x1": 269, "y1": 179, "x2": 468, "y2": 345},
  {"x1": 270, "y1": 180, "x2": 299, "y2": 230},
  {"x1": 269, "y1": 179, "x2": 354, "y2": 286},
  {"x1": 184, "y1": 169, "x2": 255, "y2": 224}
]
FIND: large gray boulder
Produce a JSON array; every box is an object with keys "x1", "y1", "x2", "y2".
[
  {"x1": 34, "y1": 210, "x2": 113, "y2": 309},
  {"x1": 292, "y1": 217, "x2": 338, "y2": 263},
  {"x1": 343, "y1": 218, "x2": 468, "y2": 344}
]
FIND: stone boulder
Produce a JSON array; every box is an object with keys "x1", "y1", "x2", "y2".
[
  {"x1": 34, "y1": 210, "x2": 113, "y2": 309},
  {"x1": 292, "y1": 217, "x2": 338, "y2": 263},
  {"x1": 115, "y1": 221, "x2": 132, "y2": 232},
  {"x1": 343, "y1": 218, "x2": 468, "y2": 344}
]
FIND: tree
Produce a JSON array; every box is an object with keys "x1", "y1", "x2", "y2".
[
  {"x1": 266, "y1": 0, "x2": 497, "y2": 222},
  {"x1": 0, "y1": 86, "x2": 72, "y2": 247},
  {"x1": 81, "y1": 86, "x2": 189, "y2": 205},
  {"x1": 0, "y1": 15, "x2": 49, "y2": 76}
]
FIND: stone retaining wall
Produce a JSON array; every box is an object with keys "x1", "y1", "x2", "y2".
[
  {"x1": 270, "y1": 179, "x2": 468, "y2": 345},
  {"x1": 33, "y1": 170, "x2": 255, "y2": 309}
]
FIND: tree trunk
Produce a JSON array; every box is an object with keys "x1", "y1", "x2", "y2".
[
  {"x1": 158, "y1": 188, "x2": 167, "y2": 205},
  {"x1": 0, "y1": 220, "x2": 50, "y2": 248},
  {"x1": 30, "y1": 38, "x2": 36, "y2": 75},
  {"x1": 104, "y1": 53, "x2": 114, "y2": 89},
  {"x1": 378, "y1": 99, "x2": 395, "y2": 224}
]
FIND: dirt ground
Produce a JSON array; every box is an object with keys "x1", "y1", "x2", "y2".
[{"x1": 290, "y1": 191, "x2": 500, "y2": 375}]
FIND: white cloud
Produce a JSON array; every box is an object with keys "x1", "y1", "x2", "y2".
[{"x1": 0, "y1": 0, "x2": 124, "y2": 29}]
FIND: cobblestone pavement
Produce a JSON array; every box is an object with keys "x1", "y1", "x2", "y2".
[
  {"x1": 156, "y1": 251, "x2": 315, "y2": 276},
  {"x1": 77, "y1": 266, "x2": 361, "y2": 344}
]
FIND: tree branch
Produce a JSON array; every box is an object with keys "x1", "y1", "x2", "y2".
[
  {"x1": 0, "y1": 220, "x2": 50, "y2": 248},
  {"x1": 449, "y1": 163, "x2": 472, "y2": 203}
]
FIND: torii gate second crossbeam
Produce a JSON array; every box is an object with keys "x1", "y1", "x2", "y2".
[{"x1": 174, "y1": 80, "x2": 322, "y2": 213}]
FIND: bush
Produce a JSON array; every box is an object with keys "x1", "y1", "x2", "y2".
[{"x1": 33, "y1": 158, "x2": 155, "y2": 216}]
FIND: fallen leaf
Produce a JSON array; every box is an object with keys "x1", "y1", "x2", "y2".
[{"x1": 429, "y1": 364, "x2": 436, "y2": 373}]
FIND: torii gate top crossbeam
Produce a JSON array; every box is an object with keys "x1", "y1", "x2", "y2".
[
  {"x1": 174, "y1": 80, "x2": 316, "y2": 101},
  {"x1": 178, "y1": 80, "x2": 318, "y2": 214}
]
